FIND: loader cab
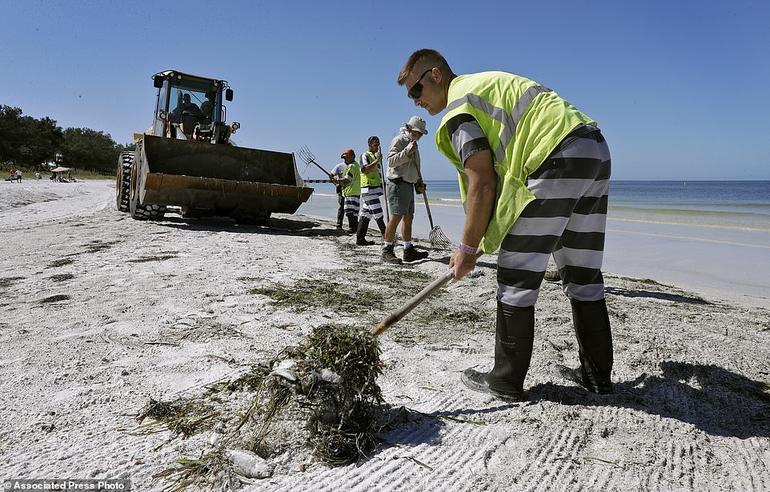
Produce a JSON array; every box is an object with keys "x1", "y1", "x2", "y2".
[{"x1": 151, "y1": 70, "x2": 237, "y2": 145}]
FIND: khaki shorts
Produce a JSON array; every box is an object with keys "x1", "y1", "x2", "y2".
[{"x1": 386, "y1": 179, "x2": 415, "y2": 215}]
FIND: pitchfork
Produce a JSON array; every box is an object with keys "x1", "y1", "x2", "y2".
[
  {"x1": 298, "y1": 146, "x2": 334, "y2": 179},
  {"x1": 421, "y1": 190, "x2": 453, "y2": 250}
]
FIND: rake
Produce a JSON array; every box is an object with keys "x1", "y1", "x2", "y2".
[
  {"x1": 372, "y1": 270, "x2": 455, "y2": 337},
  {"x1": 377, "y1": 150, "x2": 389, "y2": 222},
  {"x1": 298, "y1": 146, "x2": 334, "y2": 179},
  {"x1": 421, "y1": 190, "x2": 453, "y2": 250}
]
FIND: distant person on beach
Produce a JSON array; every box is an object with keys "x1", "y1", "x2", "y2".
[
  {"x1": 356, "y1": 136, "x2": 387, "y2": 246},
  {"x1": 382, "y1": 116, "x2": 430, "y2": 264},
  {"x1": 330, "y1": 161, "x2": 347, "y2": 230},
  {"x1": 339, "y1": 149, "x2": 361, "y2": 233},
  {"x1": 15, "y1": 169, "x2": 22, "y2": 182},
  {"x1": 398, "y1": 49, "x2": 613, "y2": 401}
]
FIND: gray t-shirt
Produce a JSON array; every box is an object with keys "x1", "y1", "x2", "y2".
[{"x1": 330, "y1": 162, "x2": 346, "y2": 178}]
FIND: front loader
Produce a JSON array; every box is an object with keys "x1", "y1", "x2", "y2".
[{"x1": 116, "y1": 70, "x2": 312, "y2": 224}]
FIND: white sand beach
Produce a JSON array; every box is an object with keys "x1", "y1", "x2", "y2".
[{"x1": 1, "y1": 179, "x2": 769, "y2": 490}]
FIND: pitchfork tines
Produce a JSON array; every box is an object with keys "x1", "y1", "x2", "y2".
[
  {"x1": 298, "y1": 146, "x2": 334, "y2": 179},
  {"x1": 297, "y1": 146, "x2": 316, "y2": 166}
]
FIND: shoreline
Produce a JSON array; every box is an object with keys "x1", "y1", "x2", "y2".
[
  {"x1": 3, "y1": 179, "x2": 767, "y2": 307},
  {"x1": 299, "y1": 191, "x2": 770, "y2": 308}
]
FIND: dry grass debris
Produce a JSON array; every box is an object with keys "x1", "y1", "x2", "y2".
[
  {"x1": 149, "y1": 324, "x2": 386, "y2": 489},
  {"x1": 137, "y1": 398, "x2": 219, "y2": 438},
  {"x1": 249, "y1": 279, "x2": 384, "y2": 312}
]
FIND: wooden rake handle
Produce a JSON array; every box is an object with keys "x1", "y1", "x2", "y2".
[
  {"x1": 372, "y1": 271, "x2": 455, "y2": 337},
  {"x1": 421, "y1": 190, "x2": 436, "y2": 229},
  {"x1": 380, "y1": 166, "x2": 389, "y2": 222}
]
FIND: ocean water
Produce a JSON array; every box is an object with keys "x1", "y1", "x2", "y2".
[
  {"x1": 609, "y1": 180, "x2": 770, "y2": 231},
  {"x1": 306, "y1": 180, "x2": 770, "y2": 231}
]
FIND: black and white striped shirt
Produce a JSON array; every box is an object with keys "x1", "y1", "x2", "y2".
[{"x1": 445, "y1": 114, "x2": 491, "y2": 167}]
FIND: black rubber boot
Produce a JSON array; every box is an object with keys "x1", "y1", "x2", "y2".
[
  {"x1": 381, "y1": 244, "x2": 402, "y2": 264},
  {"x1": 570, "y1": 298, "x2": 613, "y2": 394},
  {"x1": 402, "y1": 246, "x2": 428, "y2": 262},
  {"x1": 356, "y1": 217, "x2": 375, "y2": 246},
  {"x1": 461, "y1": 302, "x2": 534, "y2": 401},
  {"x1": 376, "y1": 218, "x2": 386, "y2": 235},
  {"x1": 336, "y1": 191, "x2": 345, "y2": 229},
  {"x1": 346, "y1": 214, "x2": 358, "y2": 234}
]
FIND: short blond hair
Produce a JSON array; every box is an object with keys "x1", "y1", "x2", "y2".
[{"x1": 397, "y1": 49, "x2": 452, "y2": 86}]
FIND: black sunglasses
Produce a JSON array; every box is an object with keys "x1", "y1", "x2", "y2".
[{"x1": 408, "y1": 68, "x2": 434, "y2": 99}]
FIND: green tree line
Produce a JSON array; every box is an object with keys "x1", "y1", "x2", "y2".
[{"x1": 0, "y1": 105, "x2": 132, "y2": 174}]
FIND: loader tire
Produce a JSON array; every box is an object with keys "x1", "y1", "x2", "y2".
[
  {"x1": 128, "y1": 151, "x2": 166, "y2": 221},
  {"x1": 130, "y1": 202, "x2": 167, "y2": 221},
  {"x1": 115, "y1": 152, "x2": 133, "y2": 212}
]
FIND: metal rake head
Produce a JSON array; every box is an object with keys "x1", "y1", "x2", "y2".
[
  {"x1": 297, "y1": 146, "x2": 316, "y2": 165},
  {"x1": 429, "y1": 226, "x2": 453, "y2": 250}
]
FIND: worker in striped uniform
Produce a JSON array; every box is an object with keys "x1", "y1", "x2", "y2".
[
  {"x1": 356, "y1": 136, "x2": 387, "y2": 246},
  {"x1": 397, "y1": 49, "x2": 614, "y2": 401},
  {"x1": 339, "y1": 148, "x2": 361, "y2": 233}
]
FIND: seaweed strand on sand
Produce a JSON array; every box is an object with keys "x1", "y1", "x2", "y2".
[{"x1": 149, "y1": 323, "x2": 386, "y2": 488}]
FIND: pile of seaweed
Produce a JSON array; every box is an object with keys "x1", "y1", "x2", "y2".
[{"x1": 140, "y1": 324, "x2": 385, "y2": 489}]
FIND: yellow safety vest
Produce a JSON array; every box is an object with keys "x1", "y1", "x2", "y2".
[
  {"x1": 360, "y1": 151, "x2": 382, "y2": 189},
  {"x1": 342, "y1": 162, "x2": 361, "y2": 197},
  {"x1": 435, "y1": 71, "x2": 596, "y2": 253}
]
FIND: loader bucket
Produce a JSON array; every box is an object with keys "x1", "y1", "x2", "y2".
[{"x1": 138, "y1": 135, "x2": 312, "y2": 216}]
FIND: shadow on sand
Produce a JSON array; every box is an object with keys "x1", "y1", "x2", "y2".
[
  {"x1": 375, "y1": 402, "x2": 517, "y2": 449},
  {"x1": 529, "y1": 361, "x2": 770, "y2": 439},
  {"x1": 378, "y1": 400, "x2": 520, "y2": 449},
  {"x1": 156, "y1": 215, "x2": 348, "y2": 238},
  {"x1": 379, "y1": 361, "x2": 769, "y2": 451},
  {"x1": 432, "y1": 255, "x2": 498, "y2": 270},
  {"x1": 605, "y1": 286, "x2": 711, "y2": 305}
]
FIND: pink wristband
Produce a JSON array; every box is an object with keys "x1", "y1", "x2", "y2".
[{"x1": 458, "y1": 242, "x2": 478, "y2": 255}]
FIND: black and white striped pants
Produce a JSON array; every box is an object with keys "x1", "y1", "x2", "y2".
[
  {"x1": 344, "y1": 195, "x2": 360, "y2": 215},
  {"x1": 498, "y1": 127, "x2": 611, "y2": 308},
  {"x1": 359, "y1": 188, "x2": 384, "y2": 220}
]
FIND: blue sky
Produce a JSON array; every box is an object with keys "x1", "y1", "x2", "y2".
[{"x1": 1, "y1": 0, "x2": 768, "y2": 180}]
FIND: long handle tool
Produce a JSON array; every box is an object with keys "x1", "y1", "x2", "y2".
[
  {"x1": 298, "y1": 146, "x2": 334, "y2": 179},
  {"x1": 379, "y1": 153, "x2": 389, "y2": 222},
  {"x1": 372, "y1": 271, "x2": 455, "y2": 337}
]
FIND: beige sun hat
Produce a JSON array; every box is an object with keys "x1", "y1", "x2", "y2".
[{"x1": 405, "y1": 115, "x2": 428, "y2": 135}]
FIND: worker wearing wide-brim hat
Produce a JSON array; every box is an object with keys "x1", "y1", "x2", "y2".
[{"x1": 382, "y1": 116, "x2": 430, "y2": 264}]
